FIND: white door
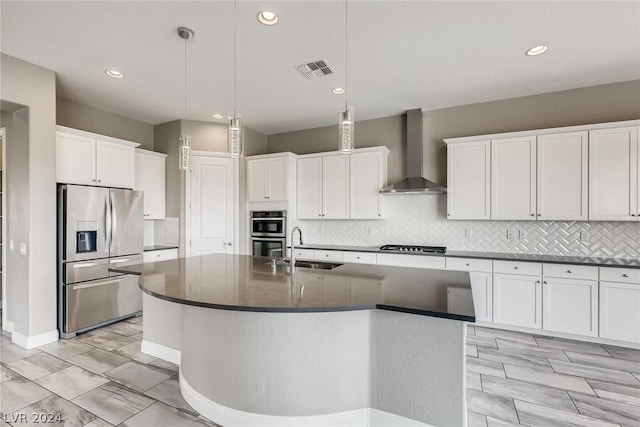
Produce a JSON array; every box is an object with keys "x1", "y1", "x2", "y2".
[
  {"x1": 469, "y1": 272, "x2": 493, "y2": 323},
  {"x1": 493, "y1": 273, "x2": 542, "y2": 329},
  {"x1": 267, "y1": 157, "x2": 288, "y2": 201},
  {"x1": 447, "y1": 141, "x2": 491, "y2": 220},
  {"x1": 491, "y1": 136, "x2": 536, "y2": 220},
  {"x1": 96, "y1": 139, "x2": 135, "y2": 189},
  {"x1": 56, "y1": 132, "x2": 96, "y2": 185},
  {"x1": 322, "y1": 154, "x2": 350, "y2": 219},
  {"x1": 600, "y1": 281, "x2": 640, "y2": 344},
  {"x1": 350, "y1": 150, "x2": 384, "y2": 219},
  {"x1": 297, "y1": 157, "x2": 323, "y2": 219},
  {"x1": 247, "y1": 159, "x2": 267, "y2": 202},
  {"x1": 589, "y1": 126, "x2": 638, "y2": 221},
  {"x1": 189, "y1": 155, "x2": 236, "y2": 256},
  {"x1": 543, "y1": 278, "x2": 598, "y2": 337},
  {"x1": 537, "y1": 131, "x2": 588, "y2": 220}
]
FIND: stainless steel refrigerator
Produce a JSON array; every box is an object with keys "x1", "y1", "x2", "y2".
[{"x1": 57, "y1": 184, "x2": 143, "y2": 338}]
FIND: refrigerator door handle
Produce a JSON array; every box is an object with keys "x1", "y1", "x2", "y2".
[
  {"x1": 104, "y1": 194, "x2": 111, "y2": 254},
  {"x1": 110, "y1": 191, "x2": 117, "y2": 251}
]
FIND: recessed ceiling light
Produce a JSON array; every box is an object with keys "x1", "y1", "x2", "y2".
[
  {"x1": 211, "y1": 114, "x2": 223, "y2": 119},
  {"x1": 257, "y1": 10, "x2": 278, "y2": 26},
  {"x1": 525, "y1": 45, "x2": 548, "y2": 56},
  {"x1": 332, "y1": 87, "x2": 346, "y2": 95},
  {"x1": 105, "y1": 69, "x2": 124, "y2": 79}
]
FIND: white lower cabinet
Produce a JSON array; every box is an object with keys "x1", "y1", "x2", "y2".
[
  {"x1": 493, "y1": 273, "x2": 542, "y2": 329},
  {"x1": 469, "y1": 272, "x2": 493, "y2": 322},
  {"x1": 600, "y1": 280, "x2": 640, "y2": 343},
  {"x1": 376, "y1": 253, "x2": 445, "y2": 269},
  {"x1": 143, "y1": 248, "x2": 178, "y2": 263},
  {"x1": 313, "y1": 250, "x2": 344, "y2": 262},
  {"x1": 342, "y1": 251, "x2": 377, "y2": 265},
  {"x1": 542, "y1": 278, "x2": 598, "y2": 337}
]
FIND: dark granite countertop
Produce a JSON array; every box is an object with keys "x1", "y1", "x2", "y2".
[
  {"x1": 144, "y1": 245, "x2": 179, "y2": 252},
  {"x1": 291, "y1": 244, "x2": 640, "y2": 268},
  {"x1": 112, "y1": 254, "x2": 475, "y2": 321}
]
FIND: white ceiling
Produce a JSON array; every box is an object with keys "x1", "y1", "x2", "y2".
[{"x1": 2, "y1": 1, "x2": 639, "y2": 135}]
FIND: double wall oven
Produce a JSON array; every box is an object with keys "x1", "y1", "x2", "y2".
[{"x1": 251, "y1": 210, "x2": 286, "y2": 258}]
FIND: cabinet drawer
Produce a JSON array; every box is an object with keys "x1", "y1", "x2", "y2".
[
  {"x1": 543, "y1": 263, "x2": 598, "y2": 281},
  {"x1": 342, "y1": 251, "x2": 377, "y2": 265},
  {"x1": 376, "y1": 253, "x2": 445, "y2": 270},
  {"x1": 143, "y1": 248, "x2": 178, "y2": 263},
  {"x1": 292, "y1": 248, "x2": 314, "y2": 260},
  {"x1": 314, "y1": 250, "x2": 344, "y2": 262},
  {"x1": 599, "y1": 267, "x2": 640, "y2": 284},
  {"x1": 493, "y1": 260, "x2": 542, "y2": 276},
  {"x1": 445, "y1": 257, "x2": 492, "y2": 273}
]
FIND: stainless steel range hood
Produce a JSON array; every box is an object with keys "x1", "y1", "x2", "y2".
[{"x1": 380, "y1": 108, "x2": 447, "y2": 194}]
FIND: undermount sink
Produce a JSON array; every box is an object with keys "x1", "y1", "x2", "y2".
[{"x1": 295, "y1": 260, "x2": 343, "y2": 270}]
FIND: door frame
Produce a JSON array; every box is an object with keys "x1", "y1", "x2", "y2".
[
  {"x1": 184, "y1": 151, "x2": 239, "y2": 258},
  {"x1": 1, "y1": 127, "x2": 6, "y2": 329}
]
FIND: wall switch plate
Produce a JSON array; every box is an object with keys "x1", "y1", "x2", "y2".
[
  {"x1": 506, "y1": 229, "x2": 514, "y2": 240},
  {"x1": 9, "y1": 240, "x2": 14, "y2": 251},
  {"x1": 464, "y1": 228, "x2": 472, "y2": 238},
  {"x1": 580, "y1": 231, "x2": 590, "y2": 242},
  {"x1": 518, "y1": 230, "x2": 527, "y2": 240},
  {"x1": 20, "y1": 243, "x2": 27, "y2": 256}
]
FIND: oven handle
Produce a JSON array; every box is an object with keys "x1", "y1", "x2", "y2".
[
  {"x1": 251, "y1": 217, "x2": 285, "y2": 221},
  {"x1": 251, "y1": 237, "x2": 287, "y2": 242}
]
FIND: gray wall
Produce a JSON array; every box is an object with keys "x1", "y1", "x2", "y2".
[
  {"x1": 267, "y1": 79, "x2": 640, "y2": 186},
  {"x1": 57, "y1": 97, "x2": 154, "y2": 150},
  {"x1": 0, "y1": 53, "x2": 57, "y2": 339}
]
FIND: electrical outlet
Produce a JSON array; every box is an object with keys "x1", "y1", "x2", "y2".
[
  {"x1": 464, "y1": 228, "x2": 473, "y2": 238},
  {"x1": 518, "y1": 230, "x2": 527, "y2": 240},
  {"x1": 9, "y1": 240, "x2": 14, "y2": 251},
  {"x1": 367, "y1": 226, "x2": 374, "y2": 236},
  {"x1": 506, "y1": 229, "x2": 514, "y2": 240},
  {"x1": 580, "y1": 231, "x2": 590, "y2": 242},
  {"x1": 317, "y1": 225, "x2": 322, "y2": 234},
  {"x1": 20, "y1": 243, "x2": 27, "y2": 256}
]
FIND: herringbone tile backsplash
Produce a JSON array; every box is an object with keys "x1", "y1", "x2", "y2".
[{"x1": 297, "y1": 195, "x2": 640, "y2": 259}]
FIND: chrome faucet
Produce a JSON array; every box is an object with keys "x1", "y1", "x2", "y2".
[{"x1": 289, "y1": 226, "x2": 304, "y2": 269}]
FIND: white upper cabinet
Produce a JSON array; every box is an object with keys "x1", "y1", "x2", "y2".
[
  {"x1": 491, "y1": 136, "x2": 536, "y2": 220},
  {"x1": 135, "y1": 149, "x2": 167, "y2": 219},
  {"x1": 297, "y1": 157, "x2": 323, "y2": 219},
  {"x1": 447, "y1": 140, "x2": 490, "y2": 220},
  {"x1": 350, "y1": 148, "x2": 388, "y2": 219},
  {"x1": 56, "y1": 126, "x2": 138, "y2": 189},
  {"x1": 322, "y1": 154, "x2": 350, "y2": 219},
  {"x1": 589, "y1": 126, "x2": 639, "y2": 221},
  {"x1": 536, "y1": 131, "x2": 588, "y2": 221},
  {"x1": 297, "y1": 147, "x2": 388, "y2": 220},
  {"x1": 247, "y1": 155, "x2": 291, "y2": 202}
]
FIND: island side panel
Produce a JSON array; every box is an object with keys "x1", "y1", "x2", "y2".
[
  {"x1": 141, "y1": 293, "x2": 182, "y2": 363},
  {"x1": 180, "y1": 306, "x2": 371, "y2": 417},
  {"x1": 371, "y1": 310, "x2": 467, "y2": 427}
]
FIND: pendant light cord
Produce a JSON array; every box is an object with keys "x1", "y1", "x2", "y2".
[
  {"x1": 233, "y1": 0, "x2": 237, "y2": 118},
  {"x1": 345, "y1": 0, "x2": 348, "y2": 111},
  {"x1": 183, "y1": 36, "x2": 187, "y2": 121}
]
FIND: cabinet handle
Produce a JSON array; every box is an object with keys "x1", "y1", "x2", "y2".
[
  {"x1": 514, "y1": 266, "x2": 519, "y2": 270},
  {"x1": 530, "y1": 213, "x2": 534, "y2": 217},
  {"x1": 97, "y1": 179, "x2": 102, "y2": 183},
  {"x1": 623, "y1": 274, "x2": 629, "y2": 278},
  {"x1": 632, "y1": 214, "x2": 636, "y2": 217},
  {"x1": 537, "y1": 213, "x2": 541, "y2": 217},
  {"x1": 465, "y1": 263, "x2": 470, "y2": 266},
  {"x1": 536, "y1": 280, "x2": 541, "y2": 284},
  {"x1": 543, "y1": 281, "x2": 548, "y2": 284},
  {"x1": 447, "y1": 213, "x2": 451, "y2": 216},
  {"x1": 566, "y1": 270, "x2": 572, "y2": 274}
]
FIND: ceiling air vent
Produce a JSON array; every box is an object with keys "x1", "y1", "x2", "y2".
[{"x1": 296, "y1": 59, "x2": 334, "y2": 79}]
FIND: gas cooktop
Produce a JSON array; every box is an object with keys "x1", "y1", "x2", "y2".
[{"x1": 379, "y1": 245, "x2": 447, "y2": 254}]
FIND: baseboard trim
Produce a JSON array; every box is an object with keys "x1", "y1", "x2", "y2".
[
  {"x1": 179, "y1": 368, "x2": 432, "y2": 427},
  {"x1": 141, "y1": 340, "x2": 181, "y2": 364},
  {"x1": 3, "y1": 319, "x2": 14, "y2": 334},
  {"x1": 11, "y1": 329, "x2": 58, "y2": 349}
]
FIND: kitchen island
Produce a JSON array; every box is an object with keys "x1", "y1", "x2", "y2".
[{"x1": 114, "y1": 254, "x2": 474, "y2": 427}]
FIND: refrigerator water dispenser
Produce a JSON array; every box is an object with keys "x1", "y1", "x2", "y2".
[{"x1": 76, "y1": 221, "x2": 98, "y2": 253}]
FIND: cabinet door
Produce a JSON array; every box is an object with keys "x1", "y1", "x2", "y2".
[
  {"x1": 350, "y1": 151, "x2": 385, "y2": 219},
  {"x1": 600, "y1": 281, "x2": 640, "y2": 344},
  {"x1": 267, "y1": 157, "x2": 288, "y2": 201},
  {"x1": 469, "y1": 272, "x2": 493, "y2": 323},
  {"x1": 491, "y1": 136, "x2": 536, "y2": 220},
  {"x1": 56, "y1": 133, "x2": 96, "y2": 185},
  {"x1": 589, "y1": 127, "x2": 638, "y2": 221},
  {"x1": 247, "y1": 160, "x2": 267, "y2": 202},
  {"x1": 134, "y1": 152, "x2": 145, "y2": 191},
  {"x1": 447, "y1": 141, "x2": 490, "y2": 220},
  {"x1": 297, "y1": 157, "x2": 323, "y2": 219},
  {"x1": 144, "y1": 155, "x2": 166, "y2": 219},
  {"x1": 543, "y1": 278, "x2": 598, "y2": 337},
  {"x1": 493, "y1": 274, "x2": 542, "y2": 329},
  {"x1": 322, "y1": 154, "x2": 350, "y2": 219},
  {"x1": 537, "y1": 131, "x2": 588, "y2": 220},
  {"x1": 96, "y1": 139, "x2": 135, "y2": 189}
]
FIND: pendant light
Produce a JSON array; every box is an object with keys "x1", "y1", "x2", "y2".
[
  {"x1": 338, "y1": 0, "x2": 354, "y2": 153},
  {"x1": 228, "y1": 0, "x2": 242, "y2": 158},
  {"x1": 178, "y1": 26, "x2": 194, "y2": 170}
]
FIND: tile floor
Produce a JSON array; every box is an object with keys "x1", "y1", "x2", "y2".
[{"x1": 1, "y1": 318, "x2": 639, "y2": 426}]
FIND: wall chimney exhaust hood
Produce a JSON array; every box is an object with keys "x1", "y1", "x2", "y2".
[{"x1": 380, "y1": 109, "x2": 447, "y2": 194}]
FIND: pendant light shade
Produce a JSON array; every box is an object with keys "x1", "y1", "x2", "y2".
[
  {"x1": 228, "y1": 115, "x2": 242, "y2": 158},
  {"x1": 178, "y1": 26, "x2": 194, "y2": 171},
  {"x1": 338, "y1": 107, "x2": 354, "y2": 152}
]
